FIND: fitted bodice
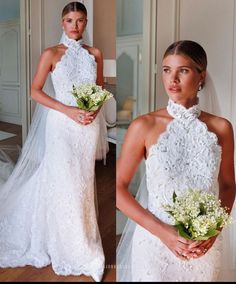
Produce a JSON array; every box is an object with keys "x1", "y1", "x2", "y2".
[
  {"x1": 51, "y1": 33, "x2": 97, "y2": 106},
  {"x1": 146, "y1": 99, "x2": 222, "y2": 224}
]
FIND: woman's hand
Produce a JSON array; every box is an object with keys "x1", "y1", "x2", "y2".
[
  {"x1": 158, "y1": 223, "x2": 204, "y2": 261},
  {"x1": 188, "y1": 236, "x2": 217, "y2": 258},
  {"x1": 63, "y1": 106, "x2": 97, "y2": 125}
]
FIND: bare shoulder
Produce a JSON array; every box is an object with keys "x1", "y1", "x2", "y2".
[
  {"x1": 42, "y1": 44, "x2": 67, "y2": 57},
  {"x1": 127, "y1": 108, "x2": 167, "y2": 136},
  {"x1": 83, "y1": 45, "x2": 103, "y2": 60},
  {"x1": 129, "y1": 113, "x2": 155, "y2": 132},
  {"x1": 201, "y1": 111, "x2": 234, "y2": 142},
  {"x1": 41, "y1": 44, "x2": 67, "y2": 70},
  {"x1": 41, "y1": 45, "x2": 57, "y2": 58}
]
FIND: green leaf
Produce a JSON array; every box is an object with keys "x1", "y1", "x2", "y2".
[
  {"x1": 173, "y1": 191, "x2": 177, "y2": 203},
  {"x1": 192, "y1": 228, "x2": 220, "y2": 241},
  {"x1": 216, "y1": 219, "x2": 223, "y2": 228},
  {"x1": 206, "y1": 228, "x2": 220, "y2": 238},
  {"x1": 165, "y1": 210, "x2": 174, "y2": 217},
  {"x1": 76, "y1": 99, "x2": 85, "y2": 109},
  {"x1": 89, "y1": 106, "x2": 99, "y2": 111},
  {"x1": 199, "y1": 203, "x2": 206, "y2": 215},
  {"x1": 193, "y1": 236, "x2": 210, "y2": 241},
  {"x1": 174, "y1": 224, "x2": 192, "y2": 240}
]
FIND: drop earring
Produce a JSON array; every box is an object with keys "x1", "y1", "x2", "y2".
[{"x1": 198, "y1": 82, "x2": 203, "y2": 92}]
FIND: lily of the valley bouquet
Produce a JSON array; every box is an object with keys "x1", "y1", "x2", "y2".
[
  {"x1": 163, "y1": 189, "x2": 232, "y2": 240},
  {"x1": 71, "y1": 83, "x2": 113, "y2": 111}
]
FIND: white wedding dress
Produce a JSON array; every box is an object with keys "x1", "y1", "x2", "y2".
[
  {"x1": 0, "y1": 34, "x2": 106, "y2": 282},
  {"x1": 117, "y1": 99, "x2": 223, "y2": 282}
]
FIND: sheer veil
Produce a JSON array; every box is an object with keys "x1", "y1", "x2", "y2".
[
  {"x1": 0, "y1": 32, "x2": 108, "y2": 201},
  {"x1": 117, "y1": 73, "x2": 236, "y2": 281},
  {"x1": 117, "y1": 174, "x2": 148, "y2": 281},
  {"x1": 200, "y1": 74, "x2": 236, "y2": 280}
]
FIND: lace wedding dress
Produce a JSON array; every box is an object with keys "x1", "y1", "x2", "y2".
[
  {"x1": 0, "y1": 34, "x2": 105, "y2": 282},
  {"x1": 117, "y1": 99, "x2": 223, "y2": 282}
]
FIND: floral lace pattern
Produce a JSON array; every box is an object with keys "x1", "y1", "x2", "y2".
[
  {"x1": 131, "y1": 99, "x2": 222, "y2": 281},
  {"x1": 0, "y1": 34, "x2": 104, "y2": 282}
]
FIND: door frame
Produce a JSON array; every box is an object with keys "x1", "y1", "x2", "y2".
[{"x1": 20, "y1": 0, "x2": 30, "y2": 143}]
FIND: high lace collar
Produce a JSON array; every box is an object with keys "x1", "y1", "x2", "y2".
[
  {"x1": 167, "y1": 98, "x2": 201, "y2": 121},
  {"x1": 60, "y1": 32, "x2": 83, "y2": 51}
]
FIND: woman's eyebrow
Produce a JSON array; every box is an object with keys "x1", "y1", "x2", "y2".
[{"x1": 162, "y1": 65, "x2": 192, "y2": 68}]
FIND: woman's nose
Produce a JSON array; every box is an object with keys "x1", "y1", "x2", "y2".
[
  {"x1": 73, "y1": 22, "x2": 78, "y2": 28},
  {"x1": 170, "y1": 72, "x2": 180, "y2": 83}
]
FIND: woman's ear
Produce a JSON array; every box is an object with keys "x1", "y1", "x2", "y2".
[{"x1": 200, "y1": 70, "x2": 206, "y2": 82}]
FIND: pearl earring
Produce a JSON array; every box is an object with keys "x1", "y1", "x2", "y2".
[{"x1": 198, "y1": 82, "x2": 203, "y2": 92}]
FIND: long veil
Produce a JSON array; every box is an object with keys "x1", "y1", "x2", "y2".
[
  {"x1": 117, "y1": 174, "x2": 148, "y2": 281},
  {"x1": 116, "y1": 73, "x2": 236, "y2": 281},
  {"x1": 200, "y1": 73, "x2": 236, "y2": 279},
  {"x1": 0, "y1": 32, "x2": 108, "y2": 202}
]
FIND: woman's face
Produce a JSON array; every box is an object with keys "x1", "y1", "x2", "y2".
[
  {"x1": 62, "y1": 11, "x2": 87, "y2": 40},
  {"x1": 162, "y1": 54, "x2": 206, "y2": 104}
]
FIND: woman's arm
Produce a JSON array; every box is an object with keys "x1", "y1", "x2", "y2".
[
  {"x1": 192, "y1": 118, "x2": 236, "y2": 254},
  {"x1": 93, "y1": 48, "x2": 104, "y2": 88},
  {"x1": 117, "y1": 117, "x2": 200, "y2": 260},
  {"x1": 87, "y1": 47, "x2": 104, "y2": 118},
  {"x1": 31, "y1": 48, "x2": 94, "y2": 125},
  {"x1": 31, "y1": 48, "x2": 67, "y2": 112},
  {"x1": 218, "y1": 119, "x2": 236, "y2": 212}
]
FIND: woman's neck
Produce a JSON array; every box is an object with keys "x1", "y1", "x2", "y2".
[{"x1": 170, "y1": 96, "x2": 198, "y2": 109}]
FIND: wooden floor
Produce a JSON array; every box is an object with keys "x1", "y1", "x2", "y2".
[
  {"x1": 0, "y1": 121, "x2": 22, "y2": 146},
  {"x1": 0, "y1": 122, "x2": 116, "y2": 282}
]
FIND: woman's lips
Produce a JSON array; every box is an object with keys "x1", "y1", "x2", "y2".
[{"x1": 169, "y1": 87, "x2": 181, "y2": 93}]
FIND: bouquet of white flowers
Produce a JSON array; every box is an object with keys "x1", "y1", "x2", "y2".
[
  {"x1": 71, "y1": 83, "x2": 113, "y2": 111},
  {"x1": 163, "y1": 189, "x2": 232, "y2": 240}
]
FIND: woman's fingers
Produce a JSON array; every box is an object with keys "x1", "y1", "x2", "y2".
[
  {"x1": 188, "y1": 241, "x2": 203, "y2": 249},
  {"x1": 174, "y1": 236, "x2": 216, "y2": 260},
  {"x1": 174, "y1": 250, "x2": 188, "y2": 261},
  {"x1": 76, "y1": 110, "x2": 96, "y2": 124}
]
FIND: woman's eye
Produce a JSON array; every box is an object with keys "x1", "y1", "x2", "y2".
[
  {"x1": 163, "y1": 68, "x2": 170, "y2": 73},
  {"x1": 66, "y1": 19, "x2": 72, "y2": 23},
  {"x1": 180, "y1": 69, "x2": 189, "y2": 74}
]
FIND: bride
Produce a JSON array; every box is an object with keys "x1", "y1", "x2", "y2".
[
  {"x1": 0, "y1": 2, "x2": 108, "y2": 282},
  {"x1": 117, "y1": 40, "x2": 236, "y2": 281}
]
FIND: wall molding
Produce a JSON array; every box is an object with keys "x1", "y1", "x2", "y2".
[
  {"x1": 174, "y1": 0, "x2": 180, "y2": 41},
  {"x1": 0, "y1": 19, "x2": 20, "y2": 28},
  {"x1": 0, "y1": 20, "x2": 21, "y2": 125},
  {"x1": 117, "y1": 34, "x2": 142, "y2": 49}
]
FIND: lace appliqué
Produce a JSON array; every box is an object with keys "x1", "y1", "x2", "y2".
[{"x1": 51, "y1": 34, "x2": 97, "y2": 106}]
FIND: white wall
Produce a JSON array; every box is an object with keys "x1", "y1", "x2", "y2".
[
  {"x1": 117, "y1": 0, "x2": 143, "y2": 36},
  {"x1": 0, "y1": 0, "x2": 20, "y2": 22}
]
